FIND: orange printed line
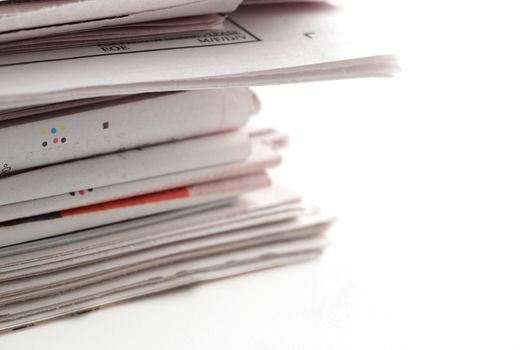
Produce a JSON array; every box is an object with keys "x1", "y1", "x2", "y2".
[{"x1": 62, "y1": 187, "x2": 190, "y2": 217}]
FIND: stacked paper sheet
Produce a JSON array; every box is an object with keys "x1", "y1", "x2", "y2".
[{"x1": 0, "y1": 0, "x2": 398, "y2": 332}]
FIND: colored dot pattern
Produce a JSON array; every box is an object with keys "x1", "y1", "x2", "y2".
[
  {"x1": 41, "y1": 125, "x2": 67, "y2": 147},
  {"x1": 69, "y1": 189, "x2": 93, "y2": 197}
]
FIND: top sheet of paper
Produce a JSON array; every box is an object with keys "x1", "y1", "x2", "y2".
[
  {"x1": 0, "y1": 0, "x2": 239, "y2": 33},
  {"x1": 0, "y1": 0, "x2": 242, "y2": 43},
  {"x1": 0, "y1": 3, "x2": 399, "y2": 110}
]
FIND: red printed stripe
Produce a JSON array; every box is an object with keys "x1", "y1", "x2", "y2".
[{"x1": 61, "y1": 187, "x2": 190, "y2": 217}]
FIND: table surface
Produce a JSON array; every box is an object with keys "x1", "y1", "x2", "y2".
[{"x1": 2, "y1": 1, "x2": 523, "y2": 348}]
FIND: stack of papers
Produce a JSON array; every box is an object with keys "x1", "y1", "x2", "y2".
[{"x1": 0, "y1": 0, "x2": 398, "y2": 332}]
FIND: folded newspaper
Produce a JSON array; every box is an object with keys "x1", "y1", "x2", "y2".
[
  {"x1": 0, "y1": 0, "x2": 397, "y2": 333},
  {"x1": 0, "y1": 2, "x2": 398, "y2": 109}
]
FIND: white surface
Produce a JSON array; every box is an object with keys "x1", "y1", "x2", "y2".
[{"x1": 2, "y1": 0, "x2": 523, "y2": 348}]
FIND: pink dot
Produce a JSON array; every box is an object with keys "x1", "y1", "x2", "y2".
[
  {"x1": 53, "y1": 137, "x2": 59, "y2": 144},
  {"x1": 79, "y1": 190, "x2": 85, "y2": 195}
]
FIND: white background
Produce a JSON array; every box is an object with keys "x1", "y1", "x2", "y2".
[{"x1": 2, "y1": 0, "x2": 523, "y2": 349}]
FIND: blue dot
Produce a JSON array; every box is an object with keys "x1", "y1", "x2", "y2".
[{"x1": 51, "y1": 128, "x2": 57, "y2": 134}]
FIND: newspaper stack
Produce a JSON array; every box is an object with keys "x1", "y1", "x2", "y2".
[{"x1": 0, "y1": 0, "x2": 398, "y2": 332}]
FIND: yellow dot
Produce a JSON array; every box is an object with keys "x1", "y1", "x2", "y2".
[
  {"x1": 41, "y1": 128, "x2": 47, "y2": 136},
  {"x1": 59, "y1": 125, "x2": 65, "y2": 132}
]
